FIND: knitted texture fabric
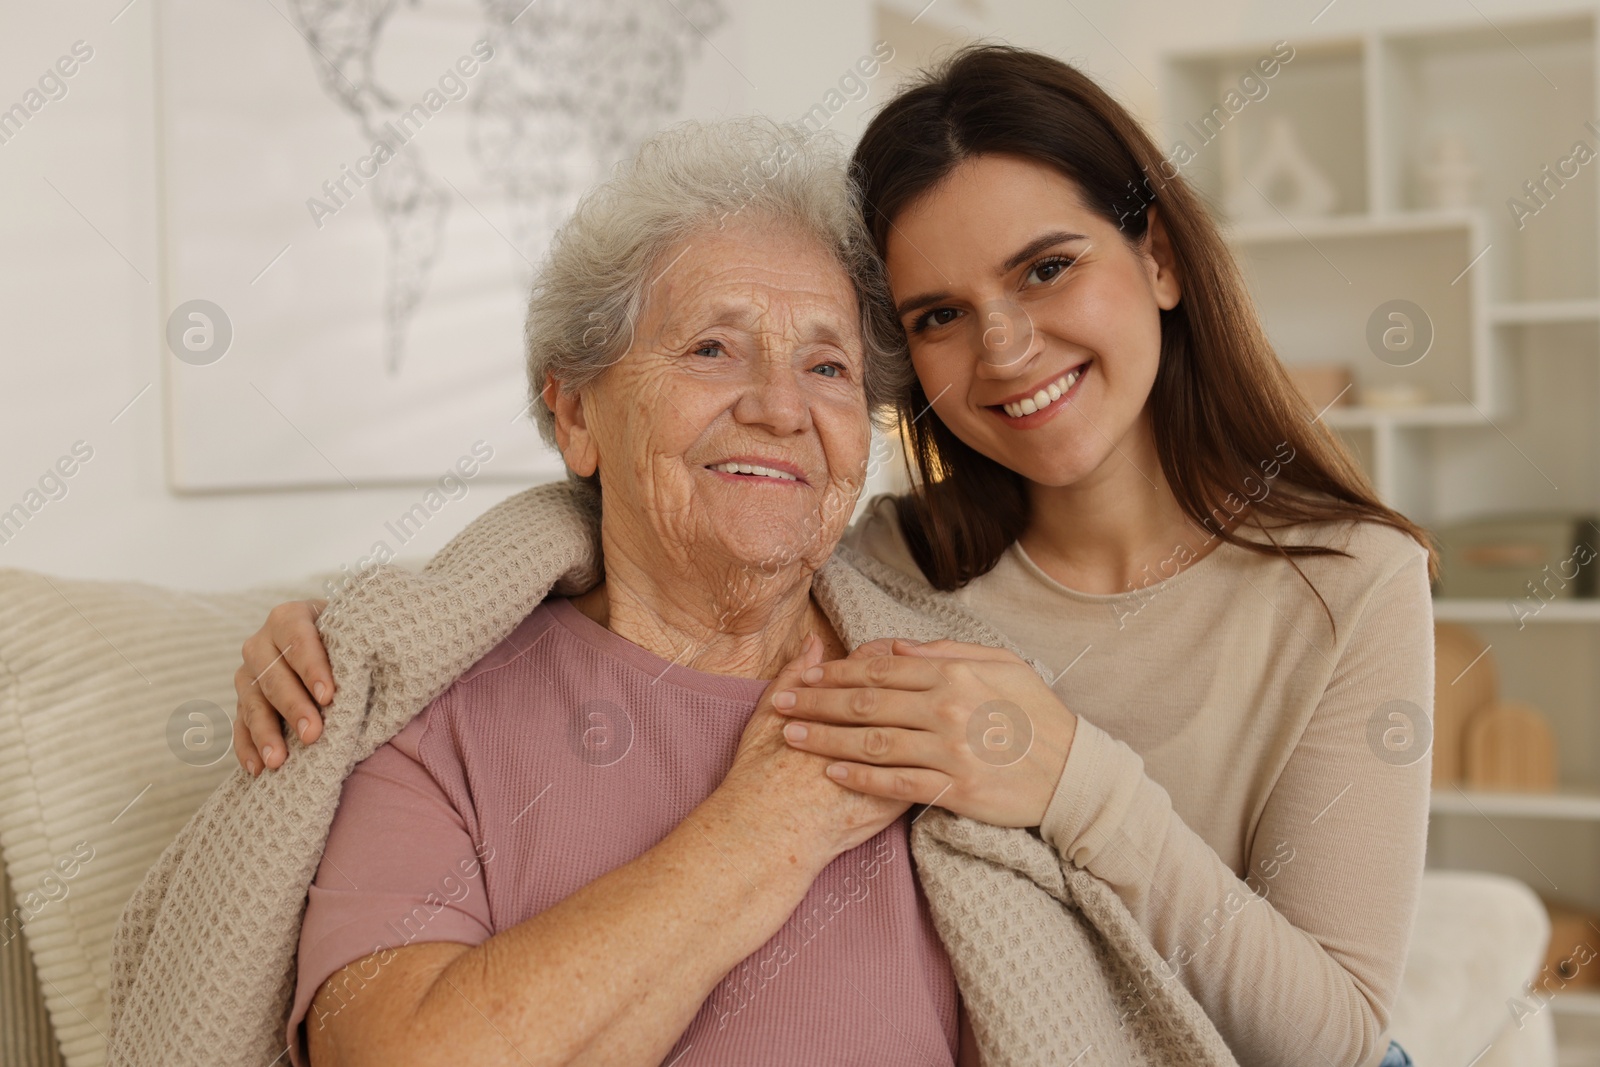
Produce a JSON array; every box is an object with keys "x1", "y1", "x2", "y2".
[{"x1": 105, "y1": 481, "x2": 1239, "y2": 1067}]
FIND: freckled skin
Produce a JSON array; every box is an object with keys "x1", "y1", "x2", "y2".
[
  {"x1": 886, "y1": 153, "x2": 1180, "y2": 495},
  {"x1": 549, "y1": 219, "x2": 872, "y2": 675}
]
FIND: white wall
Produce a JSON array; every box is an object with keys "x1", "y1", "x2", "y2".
[{"x1": 0, "y1": 0, "x2": 1572, "y2": 591}]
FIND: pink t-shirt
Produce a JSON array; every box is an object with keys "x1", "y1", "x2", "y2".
[{"x1": 288, "y1": 597, "x2": 959, "y2": 1066}]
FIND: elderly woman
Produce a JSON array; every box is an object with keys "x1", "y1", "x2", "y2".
[{"x1": 285, "y1": 120, "x2": 961, "y2": 1066}]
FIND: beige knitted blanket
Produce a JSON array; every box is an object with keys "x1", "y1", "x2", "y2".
[{"x1": 106, "y1": 482, "x2": 1239, "y2": 1067}]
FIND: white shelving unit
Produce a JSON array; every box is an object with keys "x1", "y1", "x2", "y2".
[
  {"x1": 1434, "y1": 599, "x2": 1600, "y2": 625},
  {"x1": 1558, "y1": 990, "x2": 1600, "y2": 1018},
  {"x1": 1167, "y1": 9, "x2": 1600, "y2": 1048},
  {"x1": 1433, "y1": 787, "x2": 1600, "y2": 822}
]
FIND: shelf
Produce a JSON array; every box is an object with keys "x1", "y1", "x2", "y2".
[
  {"x1": 1433, "y1": 599, "x2": 1600, "y2": 624},
  {"x1": 1223, "y1": 208, "x2": 1479, "y2": 245},
  {"x1": 1323, "y1": 404, "x2": 1485, "y2": 428},
  {"x1": 1432, "y1": 787, "x2": 1600, "y2": 821},
  {"x1": 1553, "y1": 990, "x2": 1600, "y2": 1018},
  {"x1": 1237, "y1": 215, "x2": 1486, "y2": 444},
  {"x1": 1165, "y1": 38, "x2": 1369, "y2": 217},
  {"x1": 1490, "y1": 300, "x2": 1600, "y2": 325}
]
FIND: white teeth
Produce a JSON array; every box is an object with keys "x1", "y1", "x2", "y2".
[
  {"x1": 709, "y1": 462, "x2": 797, "y2": 481},
  {"x1": 1002, "y1": 365, "x2": 1086, "y2": 418}
]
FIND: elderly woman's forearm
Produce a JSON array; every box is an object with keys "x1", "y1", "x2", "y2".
[{"x1": 399, "y1": 798, "x2": 821, "y2": 1066}]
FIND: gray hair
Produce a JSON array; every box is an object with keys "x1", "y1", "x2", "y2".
[{"x1": 522, "y1": 117, "x2": 907, "y2": 501}]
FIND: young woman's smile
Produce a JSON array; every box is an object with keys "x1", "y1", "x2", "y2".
[{"x1": 988, "y1": 358, "x2": 1091, "y2": 425}]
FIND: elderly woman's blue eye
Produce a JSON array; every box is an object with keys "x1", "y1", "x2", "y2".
[
  {"x1": 813, "y1": 363, "x2": 842, "y2": 378},
  {"x1": 693, "y1": 341, "x2": 724, "y2": 358}
]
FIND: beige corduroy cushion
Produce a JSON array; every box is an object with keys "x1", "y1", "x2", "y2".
[{"x1": 0, "y1": 568, "x2": 329, "y2": 1067}]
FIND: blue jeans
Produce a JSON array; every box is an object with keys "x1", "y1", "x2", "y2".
[{"x1": 1380, "y1": 1039, "x2": 1414, "y2": 1066}]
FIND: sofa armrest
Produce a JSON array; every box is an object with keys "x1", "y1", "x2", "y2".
[{"x1": 1389, "y1": 869, "x2": 1554, "y2": 1067}]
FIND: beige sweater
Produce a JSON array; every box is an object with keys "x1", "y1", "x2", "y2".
[
  {"x1": 846, "y1": 497, "x2": 1435, "y2": 1067},
  {"x1": 107, "y1": 482, "x2": 1239, "y2": 1067}
]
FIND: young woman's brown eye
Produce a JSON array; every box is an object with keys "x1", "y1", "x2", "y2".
[
  {"x1": 1026, "y1": 256, "x2": 1074, "y2": 285},
  {"x1": 1024, "y1": 259, "x2": 1075, "y2": 287},
  {"x1": 912, "y1": 307, "x2": 961, "y2": 333}
]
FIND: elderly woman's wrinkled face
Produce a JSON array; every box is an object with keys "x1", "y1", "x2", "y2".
[{"x1": 551, "y1": 219, "x2": 872, "y2": 581}]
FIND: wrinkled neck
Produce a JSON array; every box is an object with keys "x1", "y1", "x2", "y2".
[{"x1": 587, "y1": 528, "x2": 826, "y2": 680}]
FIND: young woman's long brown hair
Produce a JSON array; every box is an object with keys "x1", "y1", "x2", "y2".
[{"x1": 851, "y1": 44, "x2": 1436, "y2": 601}]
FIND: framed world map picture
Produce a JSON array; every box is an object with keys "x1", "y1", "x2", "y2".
[{"x1": 157, "y1": 0, "x2": 743, "y2": 489}]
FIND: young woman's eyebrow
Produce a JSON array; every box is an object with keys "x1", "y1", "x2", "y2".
[
  {"x1": 895, "y1": 290, "x2": 951, "y2": 319},
  {"x1": 1001, "y1": 230, "x2": 1090, "y2": 272}
]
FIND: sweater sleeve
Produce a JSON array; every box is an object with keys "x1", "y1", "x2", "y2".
[{"x1": 1039, "y1": 549, "x2": 1434, "y2": 1067}]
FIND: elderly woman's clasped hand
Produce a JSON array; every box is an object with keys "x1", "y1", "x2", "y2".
[
  {"x1": 773, "y1": 638, "x2": 1079, "y2": 829},
  {"x1": 711, "y1": 633, "x2": 916, "y2": 861}
]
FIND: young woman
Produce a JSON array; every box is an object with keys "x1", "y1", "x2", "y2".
[{"x1": 234, "y1": 46, "x2": 1433, "y2": 1067}]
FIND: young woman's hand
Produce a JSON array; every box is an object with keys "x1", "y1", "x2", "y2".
[
  {"x1": 772, "y1": 638, "x2": 1078, "y2": 828},
  {"x1": 232, "y1": 599, "x2": 334, "y2": 775}
]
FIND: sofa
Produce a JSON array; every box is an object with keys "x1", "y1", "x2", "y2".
[{"x1": 0, "y1": 565, "x2": 1558, "y2": 1067}]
